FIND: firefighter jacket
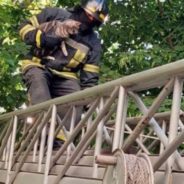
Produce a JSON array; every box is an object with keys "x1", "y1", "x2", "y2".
[{"x1": 19, "y1": 7, "x2": 102, "y2": 89}]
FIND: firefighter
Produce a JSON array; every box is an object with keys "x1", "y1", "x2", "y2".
[{"x1": 19, "y1": 0, "x2": 109, "y2": 133}]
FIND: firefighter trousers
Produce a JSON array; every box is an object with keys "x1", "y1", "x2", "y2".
[{"x1": 23, "y1": 66, "x2": 83, "y2": 130}]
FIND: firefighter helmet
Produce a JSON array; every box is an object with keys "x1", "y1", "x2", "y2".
[{"x1": 81, "y1": 0, "x2": 109, "y2": 23}]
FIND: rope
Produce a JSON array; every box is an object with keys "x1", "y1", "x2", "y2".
[{"x1": 124, "y1": 153, "x2": 154, "y2": 184}]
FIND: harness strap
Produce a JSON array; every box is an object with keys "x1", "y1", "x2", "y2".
[{"x1": 65, "y1": 38, "x2": 90, "y2": 54}]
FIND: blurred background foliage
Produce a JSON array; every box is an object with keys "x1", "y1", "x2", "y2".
[{"x1": 1, "y1": 0, "x2": 184, "y2": 114}]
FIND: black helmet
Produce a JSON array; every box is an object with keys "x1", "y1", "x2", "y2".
[{"x1": 81, "y1": 0, "x2": 109, "y2": 23}]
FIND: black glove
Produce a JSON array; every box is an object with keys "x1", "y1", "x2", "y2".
[
  {"x1": 41, "y1": 33, "x2": 61, "y2": 48},
  {"x1": 43, "y1": 57, "x2": 63, "y2": 71}
]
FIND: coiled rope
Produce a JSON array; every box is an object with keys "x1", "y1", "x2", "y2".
[
  {"x1": 124, "y1": 153, "x2": 154, "y2": 184},
  {"x1": 103, "y1": 149, "x2": 154, "y2": 184}
]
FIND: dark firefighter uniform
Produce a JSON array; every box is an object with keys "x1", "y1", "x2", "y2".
[
  {"x1": 19, "y1": 0, "x2": 109, "y2": 132},
  {"x1": 19, "y1": 7, "x2": 103, "y2": 105}
]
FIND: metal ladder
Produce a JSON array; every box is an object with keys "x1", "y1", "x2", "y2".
[{"x1": 1, "y1": 59, "x2": 184, "y2": 184}]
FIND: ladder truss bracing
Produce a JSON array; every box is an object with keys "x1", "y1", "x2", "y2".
[{"x1": 1, "y1": 59, "x2": 184, "y2": 183}]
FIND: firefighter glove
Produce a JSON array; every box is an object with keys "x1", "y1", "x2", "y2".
[
  {"x1": 41, "y1": 33, "x2": 61, "y2": 49},
  {"x1": 43, "y1": 56, "x2": 63, "y2": 71}
]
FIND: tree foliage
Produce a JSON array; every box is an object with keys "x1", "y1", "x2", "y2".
[
  {"x1": 101, "y1": 0, "x2": 184, "y2": 77},
  {"x1": 1, "y1": 0, "x2": 184, "y2": 113},
  {"x1": 0, "y1": 2, "x2": 28, "y2": 112}
]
